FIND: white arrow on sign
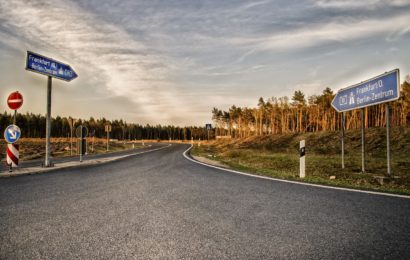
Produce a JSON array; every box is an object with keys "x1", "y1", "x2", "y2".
[{"x1": 8, "y1": 129, "x2": 17, "y2": 139}]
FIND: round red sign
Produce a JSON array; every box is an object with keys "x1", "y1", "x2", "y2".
[{"x1": 7, "y1": 91, "x2": 23, "y2": 110}]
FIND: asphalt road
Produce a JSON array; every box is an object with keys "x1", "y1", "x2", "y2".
[{"x1": 1, "y1": 144, "x2": 409, "y2": 259}]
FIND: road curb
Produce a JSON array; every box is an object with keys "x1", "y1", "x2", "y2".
[
  {"x1": 183, "y1": 145, "x2": 410, "y2": 200},
  {"x1": 0, "y1": 144, "x2": 172, "y2": 178}
]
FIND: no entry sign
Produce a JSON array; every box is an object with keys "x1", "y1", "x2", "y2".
[{"x1": 7, "y1": 91, "x2": 23, "y2": 110}]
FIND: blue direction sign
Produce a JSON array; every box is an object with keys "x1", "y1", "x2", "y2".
[
  {"x1": 205, "y1": 124, "x2": 212, "y2": 130},
  {"x1": 4, "y1": 125, "x2": 21, "y2": 144},
  {"x1": 332, "y1": 69, "x2": 400, "y2": 112},
  {"x1": 26, "y1": 51, "x2": 78, "y2": 81}
]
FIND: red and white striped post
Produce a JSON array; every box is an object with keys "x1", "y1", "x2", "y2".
[{"x1": 6, "y1": 143, "x2": 19, "y2": 171}]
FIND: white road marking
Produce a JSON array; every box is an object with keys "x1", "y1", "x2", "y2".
[{"x1": 182, "y1": 145, "x2": 410, "y2": 199}]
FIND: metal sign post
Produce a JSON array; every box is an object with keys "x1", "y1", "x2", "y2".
[
  {"x1": 105, "y1": 124, "x2": 112, "y2": 152},
  {"x1": 80, "y1": 126, "x2": 83, "y2": 162},
  {"x1": 76, "y1": 125, "x2": 88, "y2": 162},
  {"x1": 341, "y1": 112, "x2": 345, "y2": 169},
  {"x1": 68, "y1": 118, "x2": 76, "y2": 156},
  {"x1": 361, "y1": 108, "x2": 365, "y2": 173},
  {"x1": 45, "y1": 76, "x2": 52, "y2": 167},
  {"x1": 332, "y1": 69, "x2": 400, "y2": 175},
  {"x1": 25, "y1": 51, "x2": 77, "y2": 167},
  {"x1": 386, "y1": 104, "x2": 391, "y2": 175}
]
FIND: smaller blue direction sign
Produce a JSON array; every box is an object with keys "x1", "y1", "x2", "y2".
[
  {"x1": 332, "y1": 69, "x2": 400, "y2": 112},
  {"x1": 4, "y1": 125, "x2": 21, "y2": 144},
  {"x1": 26, "y1": 51, "x2": 78, "y2": 81},
  {"x1": 205, "y1": 124, "x2": 212, "y2": 130}
]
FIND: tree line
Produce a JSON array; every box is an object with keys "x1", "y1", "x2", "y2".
[
  {"x1": 0, "y1": 113, "x2": 211, "y2": 141},
  {"x1": 212, "y1": 81, "x2": 410, "y2": 138}
]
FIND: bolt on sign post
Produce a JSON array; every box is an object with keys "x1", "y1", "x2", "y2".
[
  {"x1": 7, "y1": 91, "x2": 23, "y2": 125},
  {"x1": 105, "y1": 124, "x2": 112, "y2": 151},
  {"x1": 25, "y1": 51, "x2": 78, "y2": 167},
  {"x1": 332, "y1": 69, "x2": 400, "y2": 175},
  {"x1": 299, "y1": 140, "x2": 306, "y2": 178}
]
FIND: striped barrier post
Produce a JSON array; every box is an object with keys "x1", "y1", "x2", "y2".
[{"x1": 6, "y1": 143, "x2": 19, "y2": 171}]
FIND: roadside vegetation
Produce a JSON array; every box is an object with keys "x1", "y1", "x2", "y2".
[
  {"x1": 211, "y1": 81, "x2": 410, "y2": 139},
  {"x1": 191, "y1": 127, "x2": 410, "y2": 195},
  {"x1": 0, "y1": 138, "x2": 142, "y2": 161}
]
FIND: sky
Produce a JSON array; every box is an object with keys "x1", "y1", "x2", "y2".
[{"x1": 0, "y1": 0, "x2": 409, "y2": 126}]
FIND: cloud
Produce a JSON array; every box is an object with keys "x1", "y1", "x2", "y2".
[
  {"x1": 0, "y1": 0, "x2": 182, "y2": 121},
  {"x1": 227, "y1": 13, "x2": 410, "y2": 52},
  {"x1": 313, "y1": 0, "x2": 410, "y2": 8},
  {"x1": 0, "y1": 0, "x2": 409, "y2": 125}
]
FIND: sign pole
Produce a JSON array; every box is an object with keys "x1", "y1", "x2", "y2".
[
  {"x1": 80, "y1": 126, "x2": 83, "y2": 162},
  {"x1": 341, "y1": 112, "x2": 345, "y2": 169},
  {"x1": 106, "y1": 131, "x2": 109, "y2": 152},
  {"x1": 25, "y1": 51, "x2": 78, "y2": 167},
  {"x1": 361, "y1": 108, "x2": 365, "y2": 173},
  {"x1": 70, "y1": 122, "x2": 73, "y2": 156},
  {"x1": 45, "y1": 76, "x2": 52, "y2": 167},
  {"x1": 69, "y1": 118, "x2": 75, "y2": 156},
  {"x1": 386, "y1": 103, "x2": 391, "y2": 175}
]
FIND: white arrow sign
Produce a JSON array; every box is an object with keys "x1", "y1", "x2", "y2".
[
  {"x1": 4, "y1": 124, "x2": 21, "y2": 143},
  {"x1": 8, "y1": 129, "x2": 17, "y2": 139}
]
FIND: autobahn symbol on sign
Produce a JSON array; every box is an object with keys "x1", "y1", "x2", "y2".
[
  {"x1": 331, "y1": 69, "x2": 400, "y2": 112},
  {"x1": 26, "y1": 51, "x2": 78, "y2": 81},
  {"x1": 4, "y1": 125, "x2": 21, "y2": 144},
  {"x1": 7, "y1": 91, "x2": 23, "y2": 110}
]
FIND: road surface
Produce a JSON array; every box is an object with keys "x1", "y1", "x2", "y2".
[
  {"x1": 0, "y1": 142, "x2": 163, "y2": 172},
  {"x1": 1, "y1": 144, "x2": 409, "y2": 259}
]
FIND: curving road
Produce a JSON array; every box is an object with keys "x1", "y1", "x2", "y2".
[{"x1": 1, "y1": 144, "x2": 409, "y2": 259}]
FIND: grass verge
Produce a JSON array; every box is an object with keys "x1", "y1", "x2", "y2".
[{"x1": 191, "y1": 127, "x2": 410, "y2": 196}]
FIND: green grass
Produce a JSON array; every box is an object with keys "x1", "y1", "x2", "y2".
[{"x1": 191, "y1": 127, "x2": 410, "y2": 195}]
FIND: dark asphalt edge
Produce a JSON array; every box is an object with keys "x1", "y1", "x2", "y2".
[
  {"x1": 0, "y1": 144, "x2": 153, "y2": 168},
  {"x1": 183, "y1": 145, "x2": 410, "y2": 200},
  {"x1": 0, "y1": 144, "x2": 172, "y2": 178}
]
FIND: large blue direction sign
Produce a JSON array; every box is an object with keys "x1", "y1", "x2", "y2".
[
  {"x1": 4, "y1": 125, "x2": 21, "y2": 144},
  {"x1": 332, "y1": 69, "x2": 400, "y2": 112},
  {"x1": 26, "y1": 51, "x2": 78, "y2": 81}
]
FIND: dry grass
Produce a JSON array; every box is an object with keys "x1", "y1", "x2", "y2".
[
  {"x1": 0, "y1": 138, "x2": 141, "y2": 161},
  {"x1": 192, "y1": 127, "x2": 410, "y2": 195}
]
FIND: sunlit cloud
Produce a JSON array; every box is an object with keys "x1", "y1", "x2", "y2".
[{"x1": 0, "y1": 0, "x2": 409, "y2": 125}]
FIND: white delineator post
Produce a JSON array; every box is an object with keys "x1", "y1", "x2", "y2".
[{"x1": 300, "y1": 140, "x2": 306, "y2": 178}]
